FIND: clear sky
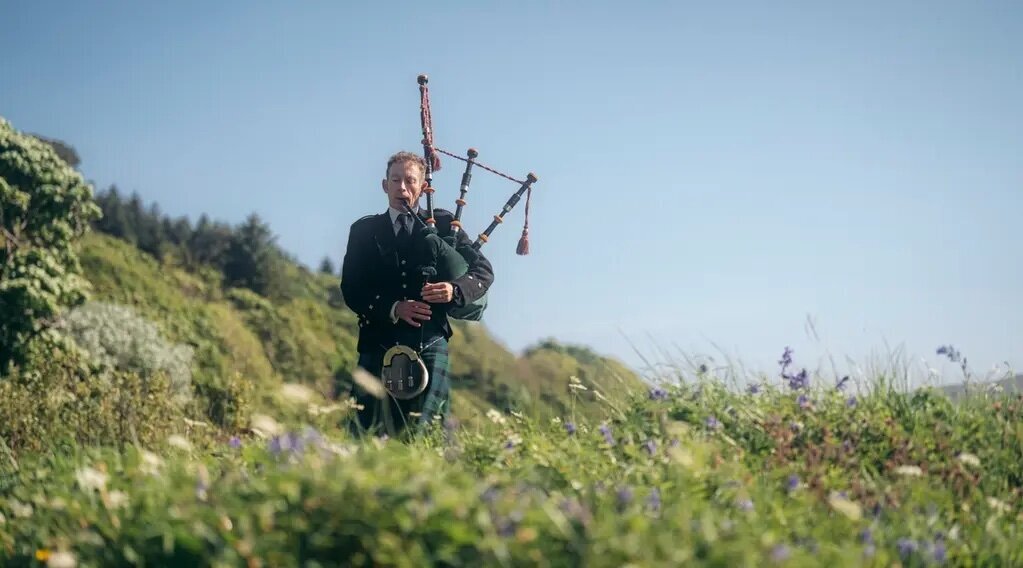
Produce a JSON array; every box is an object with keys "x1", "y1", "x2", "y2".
[{"x1": 2, "y1": 1, "x2": 1020, "y2": 388}]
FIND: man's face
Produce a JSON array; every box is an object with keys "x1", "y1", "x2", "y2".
[{"x1": 382, "y1": 160, "x2": 426, "y2": 211}]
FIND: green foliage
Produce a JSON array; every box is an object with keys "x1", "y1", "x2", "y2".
[
  {"x1": 0, "y1": 340, "x2": 183, "y2": 457},
  {"x1": 56, "y1": 301, "x2": 195, "y2": 404},
  {"x1": 0, "y1": 117, "x2": 101, "y2": 373},
  {"x1": 3, "y1": 376, "x2": 1023, "y2": 566},
  {"x1": 222, "y1": 213, "x2": 289, "y2": 299}
]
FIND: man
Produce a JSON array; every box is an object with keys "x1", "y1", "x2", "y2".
[{"x1": 340, "y1": 151, "x2": 494, "y2": 436}]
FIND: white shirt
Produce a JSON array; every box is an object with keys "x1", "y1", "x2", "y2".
[{"x1": 388, "y1": 205, "x2": 419, "y2": 235}]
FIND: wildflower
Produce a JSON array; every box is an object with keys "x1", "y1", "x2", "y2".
[
  {"x1": 797, "y1": 394, "x2": 811, "y2": 409},
  {"x1": 649, "y1": 386, "x2": 668, "y2": 400},
  {"x1": 698, "y1": 363, "x2": 708, "y2": 374},
  {"x1": 936, "y1": 345, "x2": 962, "y2": 363},
  {"x1": 228, "y1": 436, "x2": 242, "y2": 449},
  {"x1": 486, "y1": 409, "x2": 507, "y2": 425},
  {"x1": 957, "y1": 452, "x2": 980, "y2": 467},
  {"x1": 46, "y1": 550, "x2": 76, "y2": 568},
  {"x1": 897, "y1": 538, "x2": 918, "y2": 559},
  {"x1": 836, "y1": 375, "x2": 850, "y2": 390},
  {"x1": 564, "y1": 422, "x2": 577, "y2": 435},
  {"x1": 932, "y1": 540, "x2": 947, "y2": 563},
  {"x1": 786, "y1": 474, "x2": 800, "y2": 492},
  {"x1": 846, "y1": 395, "x2": 857, "y2": 407},
  {"x1": 747, "y1": 383, "x2": 761, "y2": 394},
  {"x1": 787, "y1": 369, "x2": 809, "y2": 390},
  {"x1": 828, "y1": 493, "x2": 862, "y2": 520},
  {"x1": 705, "y1": 416, "x2": 721, "y2": 430},
  {"x1": 895, "y1": 465, "x2": 923, "y2": 477},
  {"x1": 167, "y1": 434, "x2": 192, "y2": 451},
  {"x1": 279, "y1": 382, "x2": 315, "y2": 404},
  {"x1": 75, "y1": 466, "x2": 108, "y2": 492},
  {"x1": 859, "y1": 528, "x2": 873, "y2": 544},
  {"x1": 771, "y1": 544, "x2": 790, "y2": 562},
  {"x1": 599, "y1": 423, "x2": 615, "y2": 445},
  {"x1": 737, "y1": 498, "x2": 754, "y2": 512},
  {"x1": 647, "y1": 487, "x2": 661, "y2": 512},
  {"x1": 617, "y1": 486, "x2": 633, "y2": 507},
  {"x1": 779, "y1": 347, "x2": 794, "y2": 369},
  {"x1": 643, "y1": 439, "x2": 657, "y2": 455}
]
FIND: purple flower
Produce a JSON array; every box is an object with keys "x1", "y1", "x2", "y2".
[
  {"x1": 936, "y1": 345, "x2": 961, "y2": 363},
  {"x1": 779, "y1": 347, "x2": 794, "y2": 369},
  {"x1": 698, "y1": 363, "x2": 708, "y2": 374},
  {"x1": 564, "y1": 422, "x2": 577, "y2": 435},
  {"x1": 228, "y1": 436, "x2": 241, "y2": 449},
  {"x1": 797, "y1": 394, "x2": 811, "y2": 409},
  {"x1": 643, "y1": 439, "x2": 657, "y2": 455},
  {"x1": 268, "y1": 436, "x2": 283, "y2": 456},
  {"x1": 846, "y1": 395, "x2": 858, "y2": 407},
  {"x1": 859, "y1": 528, "x2": 873, "y2": 544},
  {"x1": 786, "y1": 474, "x2": 800, "y2": 492},
  {"x1": 932, "y1": 540, "x2": 946, "y2": 563},
  {"x1": 599, "y1": 423, "x2": 615, "y2": 445},
  {"x1": 617, "y1": 486, "x2": 633, "y2": 506},
  {"x1": 647, "y1": 488, "x2": 661, "y2": 512},
  {"x1": 737, "y1": 498, "x2": 754, "y2": 512},
  {"x1": 648, "y1": 387, "x2": 669, "y2": 401},
  {"x1": 771, "y1": 544, "x2": 790, "y2": 562},
  {"x1": 443, "y1": 416, "x2": 459, "y2": 431},
  {"x1": 787, "y1": 369, "x2": 809, "y2": 390},
  {"x1": 747, "y1": 383, "x2": 761, "y2": 394},
  {"x1": 897, "y1": 538, "x2": 918, "y2": 559},
  {"x1": 836, "y1": 375, "x2": 850, "y2": 390},
  {"x1": 705, "y1": 416, "x2": 721, "y2": 430}
]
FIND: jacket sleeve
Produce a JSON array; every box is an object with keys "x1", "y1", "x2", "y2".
[
  {"x1": 448, "y1": 227, "x2": 495, "y2": 307},
  {"x1": 340, "y1": 221, "x2": 397, "y2": 326}
]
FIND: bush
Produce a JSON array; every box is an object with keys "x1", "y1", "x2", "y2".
[
  {"x1": 56, "y1": 301, "x2": 194, "y2": 404},
  {"x1": 0, "y1": 340, "x2": 183, "y2": 457}
]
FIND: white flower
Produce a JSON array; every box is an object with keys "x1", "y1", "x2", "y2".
[
  {"x1": 987, "y1": 497, "x2": 1011, "y2": 514},
  {"x1": 47, "y1": 550, "x2": 77, "y2": 568},
  {"x1": 75, "y1": 466, "x2": 108, "y2": 492},
  {"x1": 828, "y1": 493, "x2": 862, "y2": 520},
  {"x1": 167, "y1": 434, "x2": 192, "y2": 452},
  {"x1": 139, "y1": 450, "x2": 164, "y2": 476},
  {"x1": 279, "y1": 383, "x2": 315, "y2": 404},
  {"x1": 486, "y1": 409, "x2": 507, "y2": 425},
  {"x1": 250, "y1": 414, "x2": 283, "y2": 438},
  {"x1": 895, "y1": 465, "x2": 923, "y2": 477},
  {"x1": 957, "y1": 453, "x2": 981, "y2": 467},
  {"x1": 105, "y1": 490, "x2": 129, "y2": 509}
]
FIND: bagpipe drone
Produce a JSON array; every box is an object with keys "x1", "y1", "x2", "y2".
[{"x1": 401, "y1": 74, "x2": 539, "y2": 322}]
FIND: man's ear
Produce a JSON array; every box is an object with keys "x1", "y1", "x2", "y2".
[{"x1": 381, "y1": 178, "x2": 388, "y2": 193}]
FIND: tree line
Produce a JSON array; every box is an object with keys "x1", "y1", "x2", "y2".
[{"x1": 90, "y1": 186, "x2": 338, "y2": 300}]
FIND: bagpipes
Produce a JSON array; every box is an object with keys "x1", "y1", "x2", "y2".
[{"x1": 402, "y1": 74, "x2": 539, "y2": 321}]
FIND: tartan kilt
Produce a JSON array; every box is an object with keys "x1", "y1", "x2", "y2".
[{"x1": 348, "y1": 335, "x2": 450, "y2": 436}]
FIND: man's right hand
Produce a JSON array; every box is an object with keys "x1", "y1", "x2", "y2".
[{"x1": 394, "y1": 300, "x2": 432, "y2": 327}]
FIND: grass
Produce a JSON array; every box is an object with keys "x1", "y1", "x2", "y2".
[{"x1": 1, "y1": 347, "x2": 1021, "y2": 567}]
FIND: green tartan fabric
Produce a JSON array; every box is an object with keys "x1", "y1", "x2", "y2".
[{"x1": 348, "y1": 337, "x2": 450, "y2": 437}]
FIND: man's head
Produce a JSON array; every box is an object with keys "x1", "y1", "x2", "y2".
[{"x1": 382, "y1": 151, "x2": 428, "y2": 211}]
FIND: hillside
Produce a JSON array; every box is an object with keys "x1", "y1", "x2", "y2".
[{"x1": 74, "y1": 231, "x2": 646, "y2": 426}]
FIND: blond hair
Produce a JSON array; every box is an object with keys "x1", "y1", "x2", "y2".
[{"x1": 385, "y1": 151, "x2": 427, "y2": 179}]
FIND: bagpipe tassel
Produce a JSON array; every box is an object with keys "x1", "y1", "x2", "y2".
[{"x1": 515, "y1": 185, "x2": 532, "y2": 255}]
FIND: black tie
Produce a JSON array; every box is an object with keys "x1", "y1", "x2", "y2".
[{"x1": 396, "y1": 213, "x2": 410, "y2": 241}]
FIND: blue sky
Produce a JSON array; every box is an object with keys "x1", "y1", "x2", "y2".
[{"x1": 2, "y1": 1, "x2": 1020, "y2": 387}]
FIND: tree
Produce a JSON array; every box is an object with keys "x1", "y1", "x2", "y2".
[
  {"x1": 318, "y1": 256, "x2": 336, "y2": 275},
  {"x1": 28, "y1": 133, "x2": 80, "y2": 169},
  {"x1": 0, "y1": 117, "x2": 101, "y2": 373},
  {"x1": 222, "y1": 212, "x2": 283, "y2": 297}
]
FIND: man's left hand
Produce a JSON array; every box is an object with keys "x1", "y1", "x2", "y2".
[{"x1": 421, "y1": 282, "x2": 454, "y2": 304}]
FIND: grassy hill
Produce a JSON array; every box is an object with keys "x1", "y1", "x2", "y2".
[{"x1": 74, "y1": 231, "x2": 646, "y2": 427}]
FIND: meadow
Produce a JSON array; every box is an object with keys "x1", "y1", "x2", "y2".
[{"x1": 2, "y1": 347, "x2": 1021, "y2": 567}]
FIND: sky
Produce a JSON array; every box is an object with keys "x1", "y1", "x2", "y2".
[{"x1": 2, "y1": 1, "x2": 1020, "y2": 389}]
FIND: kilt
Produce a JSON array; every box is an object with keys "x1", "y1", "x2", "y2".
[{"x1": 348, "y1": 334, "x2": 451, "y2": 437}]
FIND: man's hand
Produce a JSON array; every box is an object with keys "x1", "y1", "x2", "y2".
[
  {"x1": 421, "y1": 282, "x2": 454, "y2": 304},
  {"x1": 394, "y1": 300, "x2": 432, "y2": 327}
]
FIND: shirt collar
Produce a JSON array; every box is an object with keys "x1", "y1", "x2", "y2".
[{"x1": 388, "y1": 203, "x2": 419, "y2": 225}]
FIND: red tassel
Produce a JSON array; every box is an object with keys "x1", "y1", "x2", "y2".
[{"x1": 516, "y1": 230, "x2": 529, "y2": 255}]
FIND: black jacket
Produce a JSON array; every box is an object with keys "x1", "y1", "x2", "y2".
[{"x1": 340, "y1": 207, "x2": 495, "y2": 353}]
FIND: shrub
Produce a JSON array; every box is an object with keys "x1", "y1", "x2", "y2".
[{"x1": 56, "y1": 301, "x2": 194, "y2": 404}]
